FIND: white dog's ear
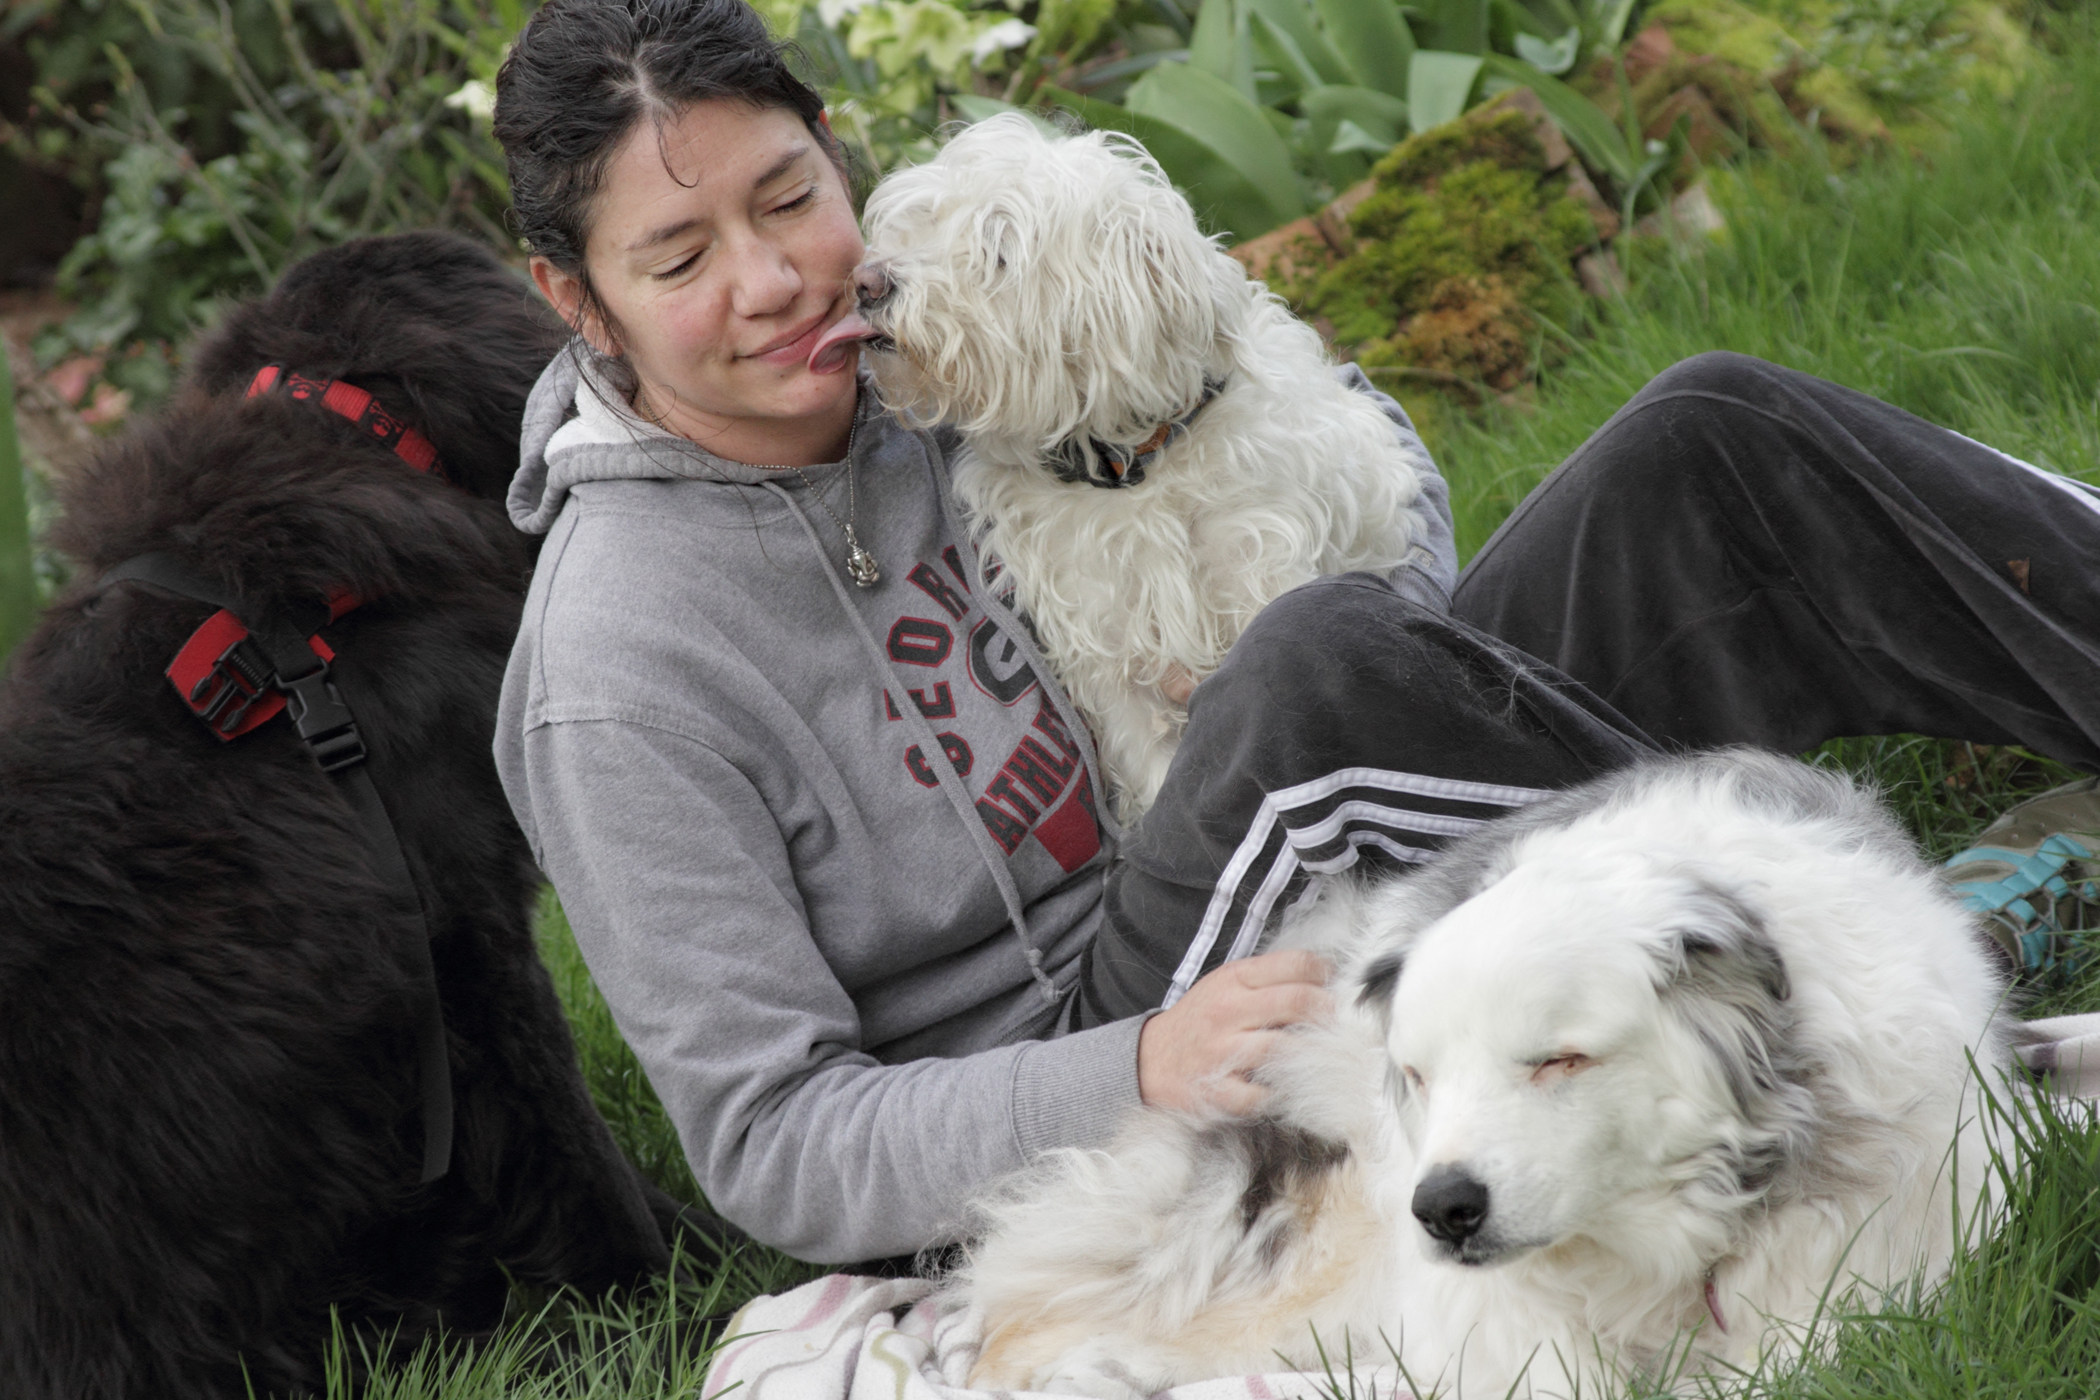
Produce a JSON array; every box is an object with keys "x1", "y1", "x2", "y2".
[
  {"x1": 1662, "y1": 882, "x2": 1790, "y2": 1005},
  {"x1": 1658, "y1": 880, "x2": 1818, "y2": 1193}
]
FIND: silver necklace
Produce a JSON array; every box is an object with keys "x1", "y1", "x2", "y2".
[
  {"x1": 788, "y1": 417, "x2": 879, "y2": 588},
  {"x1": 636, "y1": 386, "x2": 878, "y2": 588}
]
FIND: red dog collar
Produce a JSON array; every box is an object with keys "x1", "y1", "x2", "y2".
[
  {"x1": 246, "y1": 363, "x2": 445, "y2": 479},
  {"x1": 156, "y1": 365, "x2": 447, "y2": 742}
]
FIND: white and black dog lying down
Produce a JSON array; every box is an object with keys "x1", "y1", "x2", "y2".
[
  {"x1": 818, "y1": 114, "x2": 1440, "y2": 821},
  {"x1": 958, "y1": 751, "x2": 2012, "y2": 1398},
  {"x1": 0, "y1": 234, "x2": 726, "y2": 1400}
]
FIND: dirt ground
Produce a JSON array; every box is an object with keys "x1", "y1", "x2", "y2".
[{"x1": 1, "y1": 289, "x2": 96, "y2": 483}]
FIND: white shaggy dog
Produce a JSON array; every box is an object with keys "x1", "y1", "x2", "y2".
[
  {"x1": 818, "y1": 115, "x2": 1438, "y2": 819},
  {"x1": 958, "y1": 751, "x2": 2012, "y2": 1397}
]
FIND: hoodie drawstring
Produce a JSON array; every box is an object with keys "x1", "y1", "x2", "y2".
[
  {"x1": 764, "y1": 476, "x2": 1063, "y2": 1007},
  {"x1": 923, "y1": 445, "x2": 1126, "y2": 853}
]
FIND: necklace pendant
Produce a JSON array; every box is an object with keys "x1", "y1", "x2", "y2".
[{"x1": 844, "y1": 530, "x2": 881, "y2": 588}]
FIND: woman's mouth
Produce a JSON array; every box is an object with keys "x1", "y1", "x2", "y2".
[{"x1": 750, "y1": 315, "x2": 832, "y2": 368}]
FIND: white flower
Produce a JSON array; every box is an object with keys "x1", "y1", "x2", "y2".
[
  {"x1": 818, "y1": 0, "x2": 879, "y2": 28},
  {"x1": 443, "y1": 79, "x2": 495, "y2": 121},
  {"x1": 971, "y1": 18, "x2": 1036, "y2": 64}
]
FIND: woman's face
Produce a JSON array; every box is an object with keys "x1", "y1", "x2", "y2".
[{"x1": 532, "y1": 98, "x2": 866, "y2": 465}]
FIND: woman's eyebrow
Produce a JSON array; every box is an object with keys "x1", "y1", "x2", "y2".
[{"x1": 625, "y1": 144, "x2": 813, "y2": 254}]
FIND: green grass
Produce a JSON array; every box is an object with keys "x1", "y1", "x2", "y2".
[
  {"x1": 356, "y1": 26, "x2": 2100, "y2": 1396},
  {"x1": 321, "y1": 1262, "x2": 735, "y2": 1400}
]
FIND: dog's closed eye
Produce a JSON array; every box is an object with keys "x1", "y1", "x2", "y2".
[{"x1": 1527, "y1": 1053, "x2": 1596, "y2": 1086}]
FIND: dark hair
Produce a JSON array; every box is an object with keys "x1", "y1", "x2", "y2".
[{"x1": 493, "y1": 0, "x2": 838, "y2": 279}]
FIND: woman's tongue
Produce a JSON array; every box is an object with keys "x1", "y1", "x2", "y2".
[{"x1": 807, "y1": 311, "x2": 875, "y2": 375}]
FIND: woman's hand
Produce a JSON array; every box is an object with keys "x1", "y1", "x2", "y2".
[{"x1": 1137, "y1": 949, "x2": 1333, "y2": 1115}]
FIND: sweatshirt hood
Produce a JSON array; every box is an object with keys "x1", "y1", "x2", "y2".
[{"x1": 509, "y1": 343, "x2": 871, "y2": 534}]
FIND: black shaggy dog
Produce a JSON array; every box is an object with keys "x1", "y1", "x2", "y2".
[{"x1": 0, "y1": 233, "x2": 707, "y2": 1399}]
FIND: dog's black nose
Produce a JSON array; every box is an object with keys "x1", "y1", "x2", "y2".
[{"x1": 1412, "y1": 1165, "x2": 1490, "y2": 1244}]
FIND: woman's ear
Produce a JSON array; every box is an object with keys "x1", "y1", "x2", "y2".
[{"x1": 529, "y1": 256, "x2": 620, "y2": 358}]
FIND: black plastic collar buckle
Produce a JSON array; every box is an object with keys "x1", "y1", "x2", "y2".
[
  {"x1": 190, "y1": 637, "x2": 275, "y2": 737},
  {"x1": 276, "y1": 664, "x2": 368, "y2": 772}
]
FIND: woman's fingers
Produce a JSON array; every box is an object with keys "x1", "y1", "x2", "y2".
[
  {"x1": 1215, "y1": 1027, "x2": 1285, "y2": 1076},
  {"x1": 1215, "y1": 950, "x2": 1332, "y2": 1030},
  {"x1": 1200, "y1": 1073, "x2": 1268, "y2": 1117},
  {"x1": 1244, "y1": 978, "x2": 1333, "y2": 1030},
  {"x1": 1135, "y1": 951, "x2": 1336, "y2": 1114},
  {"x1": 1229, "y1": 948, "x2": 1331, "y2": 990}
]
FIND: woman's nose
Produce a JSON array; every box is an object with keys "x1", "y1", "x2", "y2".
[{"x1": 727, "y1": 236, "x2": 802, "y2": 317}]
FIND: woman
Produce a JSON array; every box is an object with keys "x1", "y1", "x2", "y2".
[{"x1": 490, "y1": 0, "x2": 2100, "y2": 1265}]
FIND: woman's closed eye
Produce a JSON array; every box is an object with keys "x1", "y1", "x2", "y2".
[
  {"x1": 653, "y1": 247, "x2": 707, "y2": 281},
  {"x1": 650, "y1": 189, "x2": 815, "y2": 282}
]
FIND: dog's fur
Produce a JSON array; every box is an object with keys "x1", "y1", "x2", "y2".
[
  {"x1": 854, "y1": 115, "x2": 1436, "y2": 819},
  {"x1": 0, "y1": 234, "x2": 696, "y2": 1400},
  {"x1": 959, "y1": 751, "x2": 2012, "y2": 1397}
]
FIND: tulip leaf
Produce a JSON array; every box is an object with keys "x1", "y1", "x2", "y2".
[
  {"x1": 1246, "y1": 0, "x2": 1352, "y2": 86},
  {"x1": 1122, "y1": 62, "x2": 1308, "y2": 229},
  {"x1": 1042, "y1": 79, "x2": 1303, "y2": 240},
  {"x1": 1249, "y1": 9, "x2": 1323, "y2": 100},
  {"x1": 1407, "y1": 49, "x2": 1484, "y2": 132},
  {"x1": 1310, "y1": 0, "x2": 1415, "y2": 99},
  {"x1": 1478, "y1": 52, "x2": 1634, "y2": 180},
  {"x1": 1514, "y1": 26, "x2": 1580, "y2": 75},
  {"x1": 1425, "y1": 0, "x2": 1489, "y2": 54}
]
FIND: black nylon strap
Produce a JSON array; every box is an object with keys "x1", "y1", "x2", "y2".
[
  {"x1": 324, "y1": 698, "x2": 455, "y2": 1184},
  {"x1": 101, "y1": 553, "x2": 327, "y2": 668},
  {"x1": 99, "y1": 553, "x2": 455, "y2": 1182}
]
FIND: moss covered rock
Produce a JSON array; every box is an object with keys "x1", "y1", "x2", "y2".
[
  {"x1": 1292, "y1": 107, "x2": 1597, "y2": 395},
  {"x1": 1636, "y1": 0, "x2": 2039, "y2": 149}
]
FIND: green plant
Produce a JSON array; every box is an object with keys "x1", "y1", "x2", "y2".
[
  {"x1": 803, "y1": 0, "x2": 1659, "y2": 241},
  {"x1": 999, "y1": 0, "x2": 1668, "y2": 241},
  {"x1": 4, "y1": 0, "x2": 305, "y2": 193},
  {"x1": 794, "y1": 0, "x2": 1119, "y2": 176},
  {"x1": 1815, "y1": 0, "x2": 1974, "y2": 106},
  {"x1": 30, "y1": 0, "x2": 525, "y2": 399}
]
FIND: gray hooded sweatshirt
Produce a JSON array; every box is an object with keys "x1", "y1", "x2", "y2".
[{"x1": 495, "y1": 347, "x2": 1455, "y2": 1263}]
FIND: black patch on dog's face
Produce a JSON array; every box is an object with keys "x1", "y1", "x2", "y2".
[{"x1": 1357, "y1": 950, "x2": 1405, "y2": 1012}]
